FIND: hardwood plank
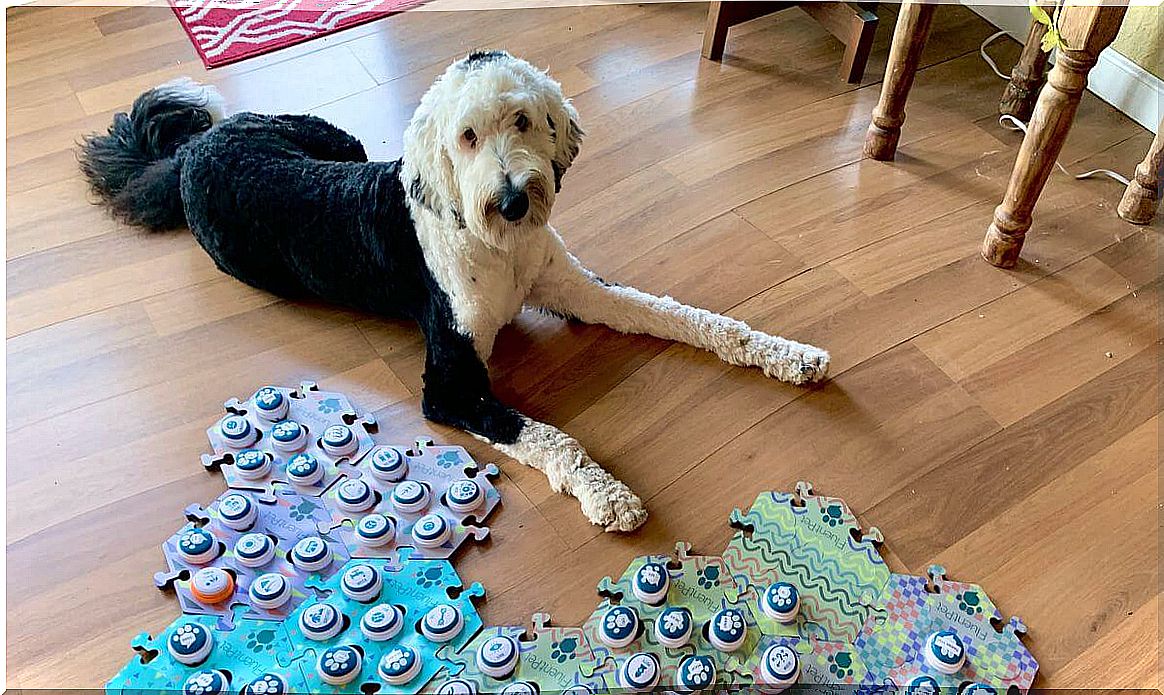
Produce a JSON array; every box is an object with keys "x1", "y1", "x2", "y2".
[
  {"x1": 6, "y1": 302, "x2": 366, "y2": 431},
  {"x1": 1052, "y1": 595, "x2": 1159, "y2": 689},
  {"x1": 931, "y1": 416, "x2": 1157, "y2": 680},
  {"x1": 956, "y1": 278, "x2": 1159, "y2": 426},
  {"x1": 912, "y1": 256, "x2": 1132, "y2": 381},
  {"x1": 6, "y1": 323, "x2": 380, "y2": 484},
  {"x1": 6, "y1": 245, "x2": 222, "y2": 337},
  {"x1": 142, "y1": 275, "x2": 282, "y2": 337},
  {"x1": 868, "y1": 344, "x2": 1158, "y2": 570}
]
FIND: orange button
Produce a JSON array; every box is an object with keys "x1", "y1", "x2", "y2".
[{"x1": 191, "y1": 567, "x2": 236, "y2": 604}]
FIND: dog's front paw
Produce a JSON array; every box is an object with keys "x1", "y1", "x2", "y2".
[
  {"x1": 570, "y1": 466, "x2": 648, "y2": 532},
  {"x1": 751, "y1": 333, "x2": 830, "y2": 385}
]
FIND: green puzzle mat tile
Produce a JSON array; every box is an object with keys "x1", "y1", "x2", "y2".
[{"x1": 723, "y1": 482, "x2": 890, "y2": 644}]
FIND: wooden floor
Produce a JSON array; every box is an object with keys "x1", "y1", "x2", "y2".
[{"x1": 6, "y1": 2, "x2": 1160, "y2": 690}]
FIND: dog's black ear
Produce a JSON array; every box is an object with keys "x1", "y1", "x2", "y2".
[
  {"x1": 402, "y1": 88, "x2": 459, "y2": 223},
  {"x1": 550, "y1": 99, "x2": 583, "y2": 193}
]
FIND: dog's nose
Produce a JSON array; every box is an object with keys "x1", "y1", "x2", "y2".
[{"x1": 498, "y1": 183, "x2": 529, "y2": 222}]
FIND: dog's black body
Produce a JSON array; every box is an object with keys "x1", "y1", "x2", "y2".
[{"x1": 79, "y1": 87, "x2": 525, "y2": 444}]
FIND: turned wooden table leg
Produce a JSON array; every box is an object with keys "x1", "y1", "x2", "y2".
[
  {"x1": 864, "y1": 0, "x2": 936, "y2": 161},
  {"x1": 999, "y1": 16, "x2": 1052, "y2": 121},
  {"x1": 1117, "y1": 119, "x2": 1164, "y2": 224},
  {"x1": 982, "y1": 2, "x2": 1128, "y2": 268}
]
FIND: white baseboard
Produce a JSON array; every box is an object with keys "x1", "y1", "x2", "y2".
[{"x1": 965, "y1": 3, "x2": 1161, "y2": 134}]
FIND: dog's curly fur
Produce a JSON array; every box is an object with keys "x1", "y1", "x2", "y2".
[{"x1": 79, "y1": 52, "x2": 830, "y2": 533}]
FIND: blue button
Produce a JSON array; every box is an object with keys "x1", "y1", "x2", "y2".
[
  {"x1": 710, "y1": 608, "x2": 746, "y2": 644},
  {"x1": 928, "y1": 629, "x2": 965, "y2": 666},
  {"x1": 300, "y1": 603, "x2": 341, "y2": 636},
  {"x1": 250, "y1": 573, "x2": 289, "y2": 602},
  {"x1": 293, "y1": 536, "x2": 329, "y2": 563},
  {"x1": 253, "y1": 388, "x2": 284, "y2": 412},
  {"x1": 764, "y1": 582, "x2": 798, "y2": 613},
  {"x1": 763, "y1": 644, "x2": 799, "y2": 681},
  {"x1": 676, "y1": 655, "x2": 715, "y2": 690},
  {"x1": 271, "y1": 420, "x2": 303, "y2": 443},
  {"x1": 656, "y1": 606, "x2": 692, "y2": 641},
  {"x1": 168, "y1": 623, "x2": 210, "y2": 659},
  {"x1": 618, "y1": 652, "x2": 659, "y2": 690},
  {"x1": 287, "y1": 453, "x2": 319, "y2": 478},
  {"x1": 242, "y1": 673, "x2": 286, "y2": 695},
  {"x1": 183, "y1": 669, "x2": 228, "y2": 695},
  {"x1": 356, "y1": 514, "x2": 393, "y2": 540},
  {"x1": 179, "y1": 528, "x2": 215, "y2": 556},
  {"x1": 632, "y1": 562, "x2": 668, "y2": 600},
  {"x1": 318, "y1": 645, "x2": 361, "y2": 679},
  {"x1": 600, "y1": 605, "x2": 638, "y2": 644},
  {"x1": 413, "y1": 515, "x2": 448, "y2": 542},
  {"x1": 907, "y1": 675, "x2": 941, "y2": 694},
  {"x1": 235, "y1": 450, "x2": 267, "y2": 471}
]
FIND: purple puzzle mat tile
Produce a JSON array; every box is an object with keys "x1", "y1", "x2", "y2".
[
  {"x1": 155, "y1": 488, "x2": 350, "y2": 624},
  {"x1": 854, "y1": 566, "x2": 1038, "y2": 693},
  {"x1": 202, "y1": 382, "x2": 377, "y2": 497},
  {"x1": 316, "y1": 439, "x2": 500, "y2": 563}
]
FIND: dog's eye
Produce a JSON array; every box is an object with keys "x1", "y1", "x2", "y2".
[
  {"x1": 462, "y1": 128, "x2": 477, "y2": 148},
  {"x1": 514, "y1": 113, "x2": 529, "y2": 132}
]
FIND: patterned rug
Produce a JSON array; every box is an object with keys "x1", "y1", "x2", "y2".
[{"x1": 171, "y1": 0, "x2": 427, "y2": 68}]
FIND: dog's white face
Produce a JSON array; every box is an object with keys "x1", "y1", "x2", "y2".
[{"x1": 403, "y1": 51, "x2": 582, "y2": 249}]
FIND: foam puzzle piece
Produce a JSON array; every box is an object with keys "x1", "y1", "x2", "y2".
[
  {"x1": 723, "y1": 482, "x2": 890, "y2": 643},
  {"x1": 318, "y1": 439, "x2": 499, "y2": 563},
  {"x1": 581, "y1": 542, "x2": 759, "y2": 689},
  {"x1": 284, "y1": 552, "x2": 485, "y2": 694},
  {"x1": 728, "y1": 633, "x2": 873, "y2": 691},
  {"x1": 106, "y1": 610, "x2": 310, "y2": 695},
  {"x1": 154, "y1": 488, "x2": 349, "y2": 624},
  {"x1": 854, "y1": 566, "x2": 1039, "y2": 693},
  {"x1": 202, "y1": 382, "x2": 377, "y2": 497},
  {"x1": 432, "y1": 613, "x2": 611, "y2": 693}
]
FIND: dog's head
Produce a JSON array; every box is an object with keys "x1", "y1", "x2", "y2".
[{"x1": 403, "y1": 50, "x2": 582, "y2": 248}]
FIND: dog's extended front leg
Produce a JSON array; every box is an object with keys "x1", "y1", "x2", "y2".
[
  {"x1": 528, "y1": 245, "x2": 830, "y2": 384},
  {"x1": 417, "y1": 301, "x2": 647, "y2": 532}
]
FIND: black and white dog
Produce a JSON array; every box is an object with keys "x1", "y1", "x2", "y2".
[{"x1": 79, "y1": 50, "x2": 829, "y2": 532}]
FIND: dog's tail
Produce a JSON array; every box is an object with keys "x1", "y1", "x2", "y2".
[{"x1": 78, "y1": 78, "x2": 226, "y2": 231}]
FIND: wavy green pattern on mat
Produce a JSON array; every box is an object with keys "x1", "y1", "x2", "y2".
[{"x1": 725, "y1": 491, "x2": 889, "y2": 643}]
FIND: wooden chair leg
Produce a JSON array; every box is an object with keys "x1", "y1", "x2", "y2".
[
  {"x1": 1117, "y1": 120, "x2": 1164, "y2": 224},
  {"x1": 863, "y1": 0, "x2": 936, "y2": 161},
  {"x1": 702, "y1": 1, "x2": 787, "y2": 61},
  {"x1": 982, "y1": 3, "x2": 1128, "y2": 268},
  {"x1": 800, "y1": 2, "x2": 879, "y2": 83},
  {"x1": 841, "y1": 5, "x2": 879, "y2": 83},
  {"x1": 703, "y1": 1, "x2": 733, "y2": 61},
  {"x1": 999, "y1": 16, "x2": 1053, "y2": 121}
]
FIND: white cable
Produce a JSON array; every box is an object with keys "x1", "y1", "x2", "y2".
[
  {"x1": 998, "y1": 114, "x2": 1132, "y2": 185},
  {"x1": 980, "y1": 30, "x2": 1013, "y2": 80},
  {"x1": 981, "y1": 31, "x2": 1131, "y2": 186}
]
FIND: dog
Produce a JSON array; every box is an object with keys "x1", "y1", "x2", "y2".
[{"x1": 79, "y1": 50, "x2": 830, "y2": 532}]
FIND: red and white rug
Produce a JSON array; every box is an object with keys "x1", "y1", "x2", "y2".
[{"x1": 172, "y1": 0, "x2": 427, "y2": 68}]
